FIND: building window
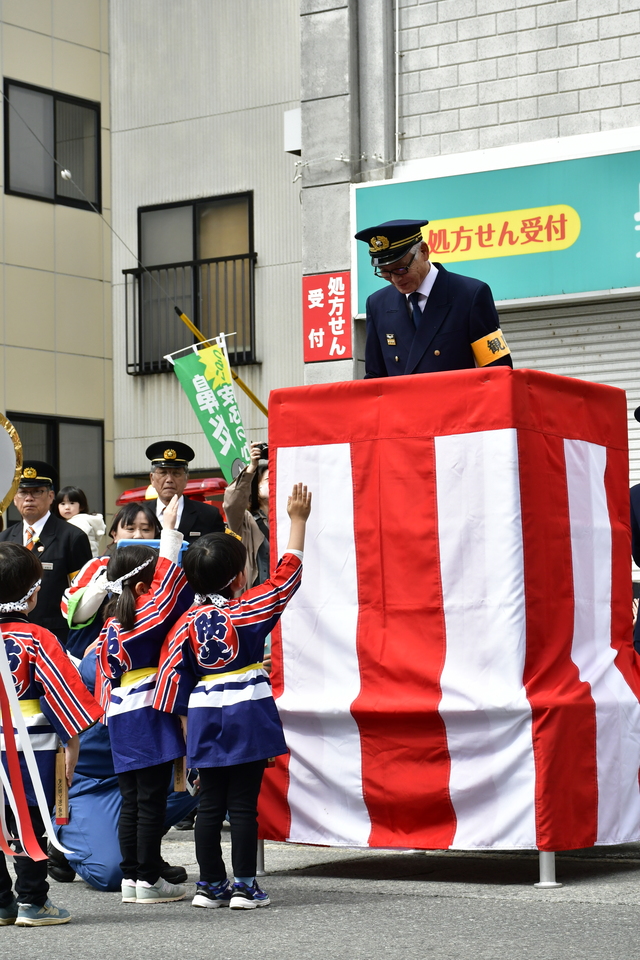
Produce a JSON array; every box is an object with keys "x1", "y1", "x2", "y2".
[
  {"x1": 4, "y1": 79, "x2": 101, "y2": 211},
  {"x1": 123, "y1": 193, "x2": 256, "y2": 374},
  {"x1": 4, "y1": 413, "x2": 104, "y2": 526}
]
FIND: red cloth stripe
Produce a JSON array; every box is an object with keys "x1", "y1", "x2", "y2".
[
  {"x1": 0, "y1": 683, "x2": 47, "y2": 861},
  {"x1": 350, "y1": 438, "x2": 456, "y2": 848},
  {"x1": 519, "y1": 431, "x2": 598, "y2": 851}
]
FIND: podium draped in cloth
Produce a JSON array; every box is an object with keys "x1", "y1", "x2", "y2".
[{"x1": 259, "y1": 367, "x2": 640, "y2": 852}]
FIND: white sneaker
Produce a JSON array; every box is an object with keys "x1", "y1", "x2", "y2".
[
  {"x1": 121, "y1": 879, "x2": 137, "y2": 903},
  {"x1": 136, "y1": 877, "x2": 186, "y2": 904}
]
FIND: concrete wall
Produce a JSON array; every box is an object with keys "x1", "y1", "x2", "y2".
[
  {"x1": 300, "y1": 0, "x2": 395, "y2": 384},
  {"x1": 0, "y1": 0, "x2": 116, "y2": 523},
  {"x1": 110, "y1": 0, "x2": 302, "y2": 477},
  {"x1": 398, "y1": 0, "x2": 640, "y2": 160}
]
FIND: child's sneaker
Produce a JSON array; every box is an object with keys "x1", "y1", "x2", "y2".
[
  {"x1": 136, "y1": 877, "x2": 186, "y2": 903},
  {"x1": 192, "y1": 878, "x2": 232, "y2": 908},
  {"x1": 229, "y1": 880, "x2": 270, "y2": 909},
  {"x1": 0, "y1": 898, "x2": 18, "y2": 925},
  {"x1": 15, "y1": 899, "x2": 71, "y2": 926},
  {"x1": 121, "y1": 879, "x2": 137, "y2": 903}
]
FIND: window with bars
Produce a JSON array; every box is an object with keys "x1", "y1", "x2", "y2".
[
  {"x1": 4, "y1": 78, "x2": 101, "y2": 211},
  {"x1": 123, "y1": 193, "x2": 256, "y2": 375}
]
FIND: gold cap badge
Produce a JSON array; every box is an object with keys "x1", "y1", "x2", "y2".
[
  {"x1": 164, "y1": 448, "x2": 177, "y2": 460},
  {"x1": 370, "y1": 236, "x2": 390, "y2": 252},
  {"x1": 23, "y1": 467, "x2": 37, "y2": 479}
]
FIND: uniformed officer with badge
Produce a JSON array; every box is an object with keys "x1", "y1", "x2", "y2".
[
  {"x1": 0, "y1": 461, "x2": 92, "y2": 643},
  {"x1": 354, "y1": 219, "x2": 512, "y2": 378},
  {"x1": 146, "y1": 441, "x2": 224, "y2": 544}
]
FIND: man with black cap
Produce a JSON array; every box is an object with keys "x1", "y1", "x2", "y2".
[
  {"x1": 0, "y1": 461, "x2": 92, "y2": 643},
  {"x1": 354, "y1": 219, "x2": 513, "y2": 379},
  {"x1": 146, "y1": 441, "x2": 224, "y2": 544}
]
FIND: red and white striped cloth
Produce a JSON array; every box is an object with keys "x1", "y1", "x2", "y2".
[{"x1": 259, "y1": 367, "x2": 640, "y2": 852}]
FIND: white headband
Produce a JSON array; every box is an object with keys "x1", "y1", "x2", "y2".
[
  {"x1": 194, "y1": 571, "x2": 238, "y2": 608},
  {"x1": 105, "y1": 557, "x2": 155, "y2": 596},
  {"x1": 0, "y1": 579, "x2": 42, "y2": 614},
  {"x1": 194, "y1": 593, "x2": 228, "y2": 608}
]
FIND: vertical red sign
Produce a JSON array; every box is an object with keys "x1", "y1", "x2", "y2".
[{"x1": 302, "y1": 272, "x2": 352, "y2": 363}]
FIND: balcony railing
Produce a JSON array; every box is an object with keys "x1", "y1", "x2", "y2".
[{"x1": 123, "y1": 253, "x2": 257, "y2": 375}]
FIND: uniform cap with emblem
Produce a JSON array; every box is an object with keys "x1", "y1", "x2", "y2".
[
  {"x1": 145, "y1": 440, "x2": 195, "y2": 468},
  {"x1": 18, "y1": 460, "x2": 58, "y2": 489},
  {"x1": 354, "y1": 219, "x2": 429, "y2": 266}
]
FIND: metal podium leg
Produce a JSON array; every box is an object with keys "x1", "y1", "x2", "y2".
[
  {"x1": 256, "y1": 838, "x2": 266, "y2": 877},
  {"x1": 534, "y1": 850, "x2": 562, "y2": 888}
]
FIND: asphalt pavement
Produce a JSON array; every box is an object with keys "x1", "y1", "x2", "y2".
[{"x1": 4, "y1": 828, "x2": 640, "y2": 960}]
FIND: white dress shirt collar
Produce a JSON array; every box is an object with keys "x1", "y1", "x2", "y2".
[
  {"x1": 412, "y1": 263, "x2": 439, "y2": 302},
  {"x1": 23, "y1": 512, "x2": 50, "y2": 545},
  {"x1": 156, "y1": 495, "x2": 185, "y2": 528}
]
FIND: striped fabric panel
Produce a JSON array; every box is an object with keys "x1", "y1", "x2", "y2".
[
  {"x1": 275, "y1": 443, "x2": 369, "y2": 847},
  {"x1": 565, "y1": 438, "x2": 640, "y2": 844},
  {"x1": 259, "y1": 369, "x2": 640, "y2": 851},
  {"x1": 435, "y1": 428, "x2": 536, "y2": 849}
]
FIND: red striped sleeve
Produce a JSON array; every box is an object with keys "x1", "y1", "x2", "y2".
[
  {"x1": 228, "y1": 555, "x2": 302, "y2": 626},
  {"x1": 33, "y1": 628, "x2": 103, "y2": 737},
  {"x1": 154, "y1": 618, "x2": 190, "y2": 713},
  {"x1": 60, "y1": 555, "x2": 109, "y2": 619}
]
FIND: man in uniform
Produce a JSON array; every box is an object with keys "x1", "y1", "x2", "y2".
[
  {"x1": 354, "y1": 219, "x2": 513, "y2": 378},
  {"x1": 0, "y1": 461, "x2": 92, "y2": 644},
  {"x1": 146, "y1": 441, "x2": 224, "y2": 544}
]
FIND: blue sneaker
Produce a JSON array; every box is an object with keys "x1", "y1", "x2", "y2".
[
  {"x1": 0, "y1": 898, "x2": 18, "y2": 925},
  {"x1": 229, "y1": 880, "x2": 270, "y2": 909},
  {"x1": 15, "y1": 899, "x2": 71, "y2": 926},
  {"x1": 192, "y1": 878, "x2": 232, "y2": 908}
]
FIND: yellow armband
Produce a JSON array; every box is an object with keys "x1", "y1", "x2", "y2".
[{"x1": 471, "y1": 329, "x2": 511, "y2": 366}]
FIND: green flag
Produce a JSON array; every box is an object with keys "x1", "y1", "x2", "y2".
[{"x1": 172, "y1": 343, "x2": 250, "y2": 482}]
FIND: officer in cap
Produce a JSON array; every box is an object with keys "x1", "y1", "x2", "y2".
[
  {"x1": 354, "y1": 219, "x2": 512, "y2": 379},
  {"x1": 146, "y1": 441, "x2": 224, "y2": 544},
  {"x1": 0, "y1": 460, "x2": 92, "y2": 643}
]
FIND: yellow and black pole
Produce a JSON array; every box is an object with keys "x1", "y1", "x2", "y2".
[{"x1": 174, "y1": 307, "x2": 268, "y2": 418}]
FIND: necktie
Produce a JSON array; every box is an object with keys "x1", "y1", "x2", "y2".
[
  {"x1": 408, "y1": 292, "x2": 423, "y2": 328},
  {"x1": 25, "y1": 526, "x2": 36, "y2": 550}
]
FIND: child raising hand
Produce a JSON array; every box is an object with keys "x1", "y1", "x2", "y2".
[{"x1": 155, "y1": 483, "x2": 311, "y2": 910}]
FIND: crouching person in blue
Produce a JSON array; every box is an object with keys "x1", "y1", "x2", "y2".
[
  {"x1": 48, "y1": 647, "x2": 199, "y2": 892},
  {"x1": 0, "y1": 543, "x2": 103, "y2": 926},
  {"x1": 154, "y1": 483, "x2": 312, "y2": 910}
]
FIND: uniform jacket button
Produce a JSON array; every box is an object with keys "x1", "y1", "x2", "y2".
[
  {"x1": 434, "y1": 349, "x2": 440, "y2": 356},
  {"x1": 394, "y1": 355, "x2": 399, "y2": 362}
]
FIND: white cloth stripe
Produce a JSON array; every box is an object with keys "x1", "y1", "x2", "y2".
[
  {"x1": 189, "y1": 680, "x2": 272, "y2": 710},
  {"x1": 435, "y1": 429, "x2": 536, "y2": 849},
  {"x1": 275, "y1": 443, "x2": 370, "y2": 846},
  {"x1": 108, "y1": 682, "x2": 156, "y2": 717},
  {"x1": 1, "y1": 732, "x2": 58, "y2": 752},
  {"x1": 564, "y1": 438, "x2": 640, "y2": 843}
]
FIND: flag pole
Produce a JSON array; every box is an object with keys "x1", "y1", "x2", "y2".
[{"x1": 174, "y1": 307, "x2": 268, "y2": 418}]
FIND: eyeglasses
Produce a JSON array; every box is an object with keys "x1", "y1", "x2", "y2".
[
  {"x1": 15, "y1": 488, "x2": 50, "y2": 499},
  {"x1": 374, "y1": 251, "x2": 417, "y2": 279}
]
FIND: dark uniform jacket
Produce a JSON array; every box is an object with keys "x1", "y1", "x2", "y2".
[
  {"x1": 364, "y1": 262, "x2": 513, "y2": 379},
  {"x1": 0, "y1": 514, "x2": 92, "y2": 644},
  {"x1": 177, "y1": 496, "x2": 225, "y2": 544}
]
